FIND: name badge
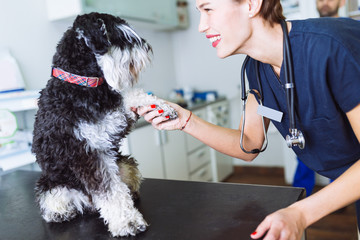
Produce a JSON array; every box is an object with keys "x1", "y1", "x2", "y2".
[{"x1": 257, "y1": 105, "x2": 283, "y2": 122}]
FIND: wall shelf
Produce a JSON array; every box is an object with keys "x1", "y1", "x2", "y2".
[
  {"x1": 0, "y1": 90, "x2": 39, "y2": 112},
  {"x1": 0, "y1": 90, "x2": 39, "y2": 173},
  {"x1": 0, "y1": 149, "x2": 36, "y2": 172}
]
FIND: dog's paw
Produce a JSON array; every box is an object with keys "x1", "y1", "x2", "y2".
[
  {"x1": 41, "y1": 208, "x2": 78, "y2": 223},
  {"x1": 157, "y1": 102, "x2": 178, "y2": 120},
  {"x1": 108, "y1": 211, "x2": 148, "y2": 237}
]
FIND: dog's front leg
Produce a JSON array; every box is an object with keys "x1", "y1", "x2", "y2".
[
  {"x1": 92, "y1": 181, "x2": 147, "y2": 237},
  {"x1": 123, "y1": 88, "x2": 178, "y2": 120}
]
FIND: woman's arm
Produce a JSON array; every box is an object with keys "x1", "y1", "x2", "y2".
[
  {"x1": 136, "y1": 94, "x2": 269, "y2": 161},
  {"x1": 251, "y1": 103, "x2": 360, "y2": 240}
]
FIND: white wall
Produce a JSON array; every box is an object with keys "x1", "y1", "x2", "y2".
[
  {"x1": 129, "y1": 28, "x2": 177, "y2": 98},
  {"x1": 171, "y1": 0, "x2": 245, "y2": 100},
  {"x1": 0, "y1": 0, "x2": 177, "y2": 98},
  {"x1": 0, "y1": 0, "x2": 68, "y2": 90}
]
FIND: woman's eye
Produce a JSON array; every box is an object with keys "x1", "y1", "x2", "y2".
[{"x1": 204, "y1": 8, "x2": 212, "y2": 12}]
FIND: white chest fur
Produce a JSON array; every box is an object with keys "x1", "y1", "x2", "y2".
[{"x1": 73, "y1": 109, "x2": 129, "y2": 152}]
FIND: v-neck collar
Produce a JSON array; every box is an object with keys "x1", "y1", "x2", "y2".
[
  {"x1": 267, "y1": 20, "x2": 295, "y2": 87},
  {"x1": 265, "y1": 63, "x2": 285, "y2": 92}
]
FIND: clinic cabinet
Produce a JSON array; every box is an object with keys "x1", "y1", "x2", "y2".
[
  {"x1": 127, "y1": 125, "x2": 188, "y2": 180},
  {"x1": 46, "y1": 0, "x2": 189, "y2": 30},
  {"x1": 185, "y1": 107, "x2": 214, "y2": 182},
  {"x1": 0, "y1": 91, "x2": 39, "y2": 174}
]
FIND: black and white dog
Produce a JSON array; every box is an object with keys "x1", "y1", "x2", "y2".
[{"x1": 32, "y1": 12, "x2": 176, "y2": 237}]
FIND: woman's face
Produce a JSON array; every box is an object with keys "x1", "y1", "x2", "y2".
[{"x1": 196, "y1": 0, "x2": 250, "y2": 58}]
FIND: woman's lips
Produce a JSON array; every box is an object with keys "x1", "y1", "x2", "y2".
[
  {"x1": 212, "y1": 39, "x2": 221, "y2": 48},
  {"x1": 206, "y1": 34, "x2": 221, "y2": 48}
]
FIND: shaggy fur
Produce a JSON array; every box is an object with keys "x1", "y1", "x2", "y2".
[{"x1": 32, "y1": 12, "x2": 177, "y2": 237}]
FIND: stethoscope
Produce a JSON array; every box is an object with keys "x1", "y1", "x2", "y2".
[{"x1": 240, "y1": 19, "x2": 305, "y2": 154}]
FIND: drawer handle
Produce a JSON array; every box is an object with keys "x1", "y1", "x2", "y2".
[
  {"x1": 198, "y1": 168, "x2": 207, "y2": 177},
  {"x1": 197, "y1": 150, "x2": 206, "y2": 158}
]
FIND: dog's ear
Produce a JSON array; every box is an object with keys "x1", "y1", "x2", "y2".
[{"x1": 74, "y1": 13, "x2": 112, "y2": 55}]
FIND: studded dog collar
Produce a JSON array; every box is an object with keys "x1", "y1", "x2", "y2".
[{"x1": 51, "y1": 67, "x2": 104, "y2": 87}]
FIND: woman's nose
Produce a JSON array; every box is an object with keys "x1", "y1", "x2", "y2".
[{"x1": 198, "y1": 15, "x2": 209, "y2": 33}]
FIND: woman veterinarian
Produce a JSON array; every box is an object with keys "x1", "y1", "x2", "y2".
[{"x1": 134, "y1": 0, "x2": 360, "y2": 239}]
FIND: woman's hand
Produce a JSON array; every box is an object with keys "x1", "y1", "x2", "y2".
[
  {"x1": 135, "y1": 101, "x2": 192, "y2": 131},
  {"x1": 250, "y1": 206, "x2": 306, "y2": 240}
]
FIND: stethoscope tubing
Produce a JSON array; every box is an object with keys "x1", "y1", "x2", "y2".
[
  {"x1": 240, "y1": 90, "x2": 268, "y2": 154},
  {"x1": 240, "y1": 19, "x2": 305, "y2": 154},
  {"x1": 281, "y1": 20, "x2": 296, "y2": 131}
]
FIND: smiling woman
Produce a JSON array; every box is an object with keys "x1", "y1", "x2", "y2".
[
  {"x1": 135, "y1": 0, "x2": 360, "y2": 239},
  {"x1": 196, "y1": 0, "x2": 251, "y2": 59}
]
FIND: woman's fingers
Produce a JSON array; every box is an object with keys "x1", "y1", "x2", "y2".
[
  {"x1": 251, "y1": 207, "x2": 306, "y2": 240},
  {"x1": 136, "y1": 105, "x2": 156, "y2": 117},
  {"x1": 133, "y1": 101, "x2": 188, "y2": 131},
  {"x1": 250, "y1": 217, "x2": 271, "y2": 239}
]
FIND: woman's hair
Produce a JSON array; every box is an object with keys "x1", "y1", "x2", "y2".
[{"x1": 235, "y1": 0, "x2": 286, "y2": 26}]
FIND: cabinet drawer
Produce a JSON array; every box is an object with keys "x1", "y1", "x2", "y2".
[
  {"x1": 190, "y1": 163, "x2": 212, "y2": 182},
  {"x1": 185, "y1": 109, "x2": 206, "y2": 152},
  {"x1": 188, "y1": 146, "x2": 210, "y2": 173}
]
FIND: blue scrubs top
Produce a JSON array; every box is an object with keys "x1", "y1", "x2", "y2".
[{"x1": 246, "y1": 18, "x2": 360, "y2": 180}]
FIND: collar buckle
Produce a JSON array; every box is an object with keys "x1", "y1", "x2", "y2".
[{"x1": 85, "y1": 78, "x2": 100, "y2": 87}]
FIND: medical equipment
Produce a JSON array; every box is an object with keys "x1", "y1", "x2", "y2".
[{"x1": 240, "y1": 19, "x2": 305, "y2": 154}]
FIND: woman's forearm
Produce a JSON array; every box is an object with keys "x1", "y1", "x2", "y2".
[
  {"x1": 137, "y1": 98, "x2": 267, "y2": 161},
  {"x1": 290, "y1": 159, "x2": 360, "y2": 227},
  {"x1": 182, "y1": 112, "x2": 258, "y2": 161},
  {"x1": 295, "y1": 104, "x2": 360, "y2": 226}
]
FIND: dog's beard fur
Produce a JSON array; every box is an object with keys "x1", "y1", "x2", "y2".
[
  {"x1": 77, "y1": 22, "x2": 152, "y2": 92},
  {"x1": 96, "y1": 45, "x2": 151, "y2": 92}
]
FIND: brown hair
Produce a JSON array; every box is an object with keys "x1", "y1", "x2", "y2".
[{"x1": 235, "y1": 0, "x2": 286, "y2": 26}]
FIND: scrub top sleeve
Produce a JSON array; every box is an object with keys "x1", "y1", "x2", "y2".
[{"x1": 328, "y1": 46, "x2": 360, "y2": 113}]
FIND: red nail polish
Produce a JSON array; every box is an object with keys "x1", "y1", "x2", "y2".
[
  {"x1": 165, "y1": 116, "x2": 170, "y2": 119},
  {"x1": 158, "y1": 109, "x2": 164, "y2": 114},
  {"x1": 251, "y1": 231, "x2": 257, "y2": 236},
  {"x1": 151, "y1": 104, "x2": 156, "y2": 109}
]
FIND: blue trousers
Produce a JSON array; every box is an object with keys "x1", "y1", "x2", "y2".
[{"x1": 293, "y1": 158, "x2": 315, "y2": 197}]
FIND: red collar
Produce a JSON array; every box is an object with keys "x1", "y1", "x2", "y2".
[{"x1": 51, "y1": 67, "x2": 104, "y2": 87}]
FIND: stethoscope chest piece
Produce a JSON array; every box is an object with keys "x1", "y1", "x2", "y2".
[{"x1": 286, "y1": 129, "x2": 305, "y2": 149}]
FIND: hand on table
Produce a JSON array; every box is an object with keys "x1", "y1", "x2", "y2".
[{"x1": 250, "y1": 206, "x2": 306, "y2": 240}]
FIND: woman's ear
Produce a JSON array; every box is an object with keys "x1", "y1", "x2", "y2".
[{"x1": 247, "y1": 0, "x2": 263, "y2": 18}]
